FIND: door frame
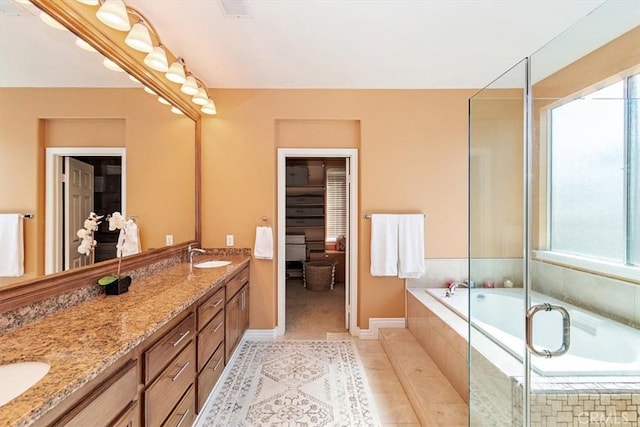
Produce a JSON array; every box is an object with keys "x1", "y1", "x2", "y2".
[
  {"x1": 276, "y1": 148, "x2": 359, "y2": 337},
  {"x1": 45, "y1": 147, "x2": 126, "y2": 274}
]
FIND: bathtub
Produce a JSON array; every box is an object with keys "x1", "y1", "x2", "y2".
[{"x1": 421, "y1": 288, "x2": 640, "y2": 376}]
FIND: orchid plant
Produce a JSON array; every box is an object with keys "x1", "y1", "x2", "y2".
[
  {"x1": 77, "y1": 212, "x2": 103, "y2": 264},
  {"x1": 77, "y1": 211, "x2": 130, "y2": 284}
]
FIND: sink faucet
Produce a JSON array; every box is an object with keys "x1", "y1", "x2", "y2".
[{"x1": 188, "y1": 244, "x2": 206, "y2": 271}]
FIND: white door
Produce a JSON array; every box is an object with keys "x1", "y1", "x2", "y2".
[
  {"x1": 64, "y1": 157, "x2": 94, "y2": 270},
  {"x1": 344, "y1": 157, "x2": 351, "y2": 329}
]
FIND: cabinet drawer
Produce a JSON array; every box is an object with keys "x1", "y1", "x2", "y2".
[
  {"x1": 197, "y1": 343, "x2": 225, "y2": 412},
  {"x1": 286, "y1": 195, "x2": 324, "y2": 205},
  {"x1": 56, "y1": 360, "x2": 138, "y2": 427},
  {"x1": 287, "y1": 217, "x2": 324, "y2": 227},
  {"x1": 197, "y1": 288, "x2": 225, "y2": 330},
  {"x1": 111, "y1": 402, "x2": 139, "y2": 427},
  {"x1": 286, "y1": 206, "x2": 324, "y2": 216},
  {"x1": 225, "y1": 266, "x2": 249, "y2": 302},
  {"x1": 145, "y1": 313, "x2": 195, "y2": 383},
  {"x1": 161, "y1": 384, "x2": 195, "y2": 427},
  {"x1": 197, "y1": 310, "x2": 224, "y2": 372},
  {"x1": 145, "y1": 341, "x2": 195, "y2": 427}
]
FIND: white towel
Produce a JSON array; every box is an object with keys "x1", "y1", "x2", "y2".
[
  {"x1": 398, "y1": 214, "x2": 425, "y2": 279},
  {"x1": 370, "y1": 214, "x2": 399, "y2": 276},
  {"x1": 117, "y1": 219, "x2": 141, "y2": 257},
  {"x1": 0, "y1": 214, "x2": 24, "y2": 277},
  {"x1": 254, "y1": 226, "x2": 274, "y2": 260}
]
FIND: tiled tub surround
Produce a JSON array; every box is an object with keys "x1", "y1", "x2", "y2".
[
  {"x1": 0, "y1": 248, "x2": 251, "y2": 334},
  {"x1": 406, "y1": 258, "x2": 523, "y2": 288},
  {"x1": 532, "y1": 259, "x2": 640, "y2": 329},
  {"x1": 406, "y1": 289, "x2": 640, "y2": 426},
  {"x1": 0, "y1": 252, "x2": 251, "y2": 427}
]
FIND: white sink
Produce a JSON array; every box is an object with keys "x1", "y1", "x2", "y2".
[
  {"x1": 0, "y1": 362, "x2": 50, "y2": 406},
  {"x1": 194, "y1": 260, "x2": 231, "y2": 268}
]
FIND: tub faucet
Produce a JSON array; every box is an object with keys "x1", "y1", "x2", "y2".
[
  {"x1": 188, "y1": 244, "x2": 206, "y2": 270},
  {"x1": 447, "y1": 281, "x2": 468, "y2": 296}
]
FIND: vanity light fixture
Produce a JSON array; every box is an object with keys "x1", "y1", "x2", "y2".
[
  {"x1": 124, "y1": 21, "x2": 153, "y2": 53},
  {"x1": 96, "y1": 0, "x2": 131, "y2": 32},
  {"x1": 144, "y1": 45, "x2": 169, "y2": 72},
  {"x1": 192, "y1": 87, "x2": 210, "y2": 106},
  {"x1": 180, "y1": 75, "x2": 199, "y2": 96},
  {"x1": 166, "y1": 58, "x2": 187, "y2": 84},
  {"x1": 201, "y1": 99, "x2": 217, "y2": 115},
  {"x1": 40, "y1": 11, "x2": 66, "y2": 30},
  {"x1": 158, "y1": 96, "x2": 171, "y2": 106},
  {"x1": 170, "y1": 106, "x2": 184, "y2": 115},
  {"x1": 103, "y1": 58, "x2": 125, "y2": 72},
  {"x1": 75, "y1": 37, "x2": 98, "y2": 52}
]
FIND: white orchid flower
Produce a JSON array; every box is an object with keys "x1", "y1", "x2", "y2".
[{"x1": 108, "y1": 212, "x2": 126, "y2": 231}]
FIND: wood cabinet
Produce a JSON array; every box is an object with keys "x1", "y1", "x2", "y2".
[
  {"x1": 32, "y1": 262, "x2": 250, "y2": 427},
  {"x1": 310, "y1": 250, "x2": 345, "y2": 283},
  {"x1": 225, "y1": 266, "x2": 250, "y2": 363},
  {"x1": 195, "y1": 287, "x2": 225, "y2": 412},
  {"x1": 49, "y1": 359, "x2": 138, "y2": 427}
]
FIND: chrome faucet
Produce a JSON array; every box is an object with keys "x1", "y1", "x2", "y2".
[
  {"x1": 188, "y1": 244, "x2": 206, "y2": 271},
  {"x1": 446, "y1": 281, "x2": 469, "y2": 296}
]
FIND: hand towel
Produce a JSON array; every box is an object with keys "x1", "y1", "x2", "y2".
[
  {"x1": 118, "y1": 219, "x2": 141, "y2": 257},
  {"x1": 370, "y1": 214, "x2": 399, "y2": 276},
  {"x1": 254, "y1": 226, "x2": 274, "y2": 260},
  {"x1": 398, "y1": 214, "x2": 425, "y2": 279},
  {"x1": 0, "y1": 214, "x2": 24, "y2": 277}
]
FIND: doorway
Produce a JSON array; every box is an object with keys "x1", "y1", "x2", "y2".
[
  {"x1": 45, "y1": 147, "x2": 126, "y2": 274},
  {"x1": 277, "y1": 149, "x2": 359, "y2": 337}
]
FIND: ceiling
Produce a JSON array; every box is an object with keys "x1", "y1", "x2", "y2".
[{"x1": 2, "y1": 0, "x2": 636, "y2": 89}]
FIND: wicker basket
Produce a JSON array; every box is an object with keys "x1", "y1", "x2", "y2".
[{"x1": 303, "y1": 261, "x2": 336, "y2": 292}]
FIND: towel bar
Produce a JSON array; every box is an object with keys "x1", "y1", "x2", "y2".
[{"x1": 363, "y1": 213, "x2": 425, "y2": 219}]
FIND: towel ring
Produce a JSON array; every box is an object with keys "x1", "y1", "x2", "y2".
[{"x1": 257, "y1": 216, "x2": 271, "y2": 225}]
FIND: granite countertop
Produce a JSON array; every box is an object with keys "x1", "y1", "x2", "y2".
[{"x1": 0, "y1": 253, "x2": 251, "y2": 427}]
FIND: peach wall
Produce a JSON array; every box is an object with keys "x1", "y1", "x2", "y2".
[
  {"x1": 201, "y1": 89, "x2": 473, "y2": 330},
  {"x1": 0, "y1": 88, "x2": 195, "y2": 287}
]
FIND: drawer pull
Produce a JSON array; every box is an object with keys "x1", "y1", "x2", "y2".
[
  {"x1": 175, "y1": 409, "x2": 190, "y2": 427},
  {"x1": 213, "y1": 321, "x2": 223, "y2": 333},
  {"x1": 212, "y1": 357, "x2": 223, "y2": 372},
  {"x1": 170, "y1": 361, "x2": 190, "y2": 382},
  {"x1": 210, "y1": 299, "x2": 223, "y2": 309},
  {"x1": 170, "y1": 331, "x2": 190, "y2": 348}
]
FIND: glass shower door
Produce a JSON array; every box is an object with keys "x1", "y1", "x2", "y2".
[
  {"x1": 469, "y1": 1, "x2": 640, "y2": 426},
  {"x1": 468, "y1": 59, "x2": 528, "y2": 426},
  {"x1": 527, "y1": 1, "x2": 640, "y2": 425}
]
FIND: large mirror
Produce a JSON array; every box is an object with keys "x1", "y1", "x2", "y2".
[{"x1": 0, "y1": 1, "x2": 197, "y2": 291}]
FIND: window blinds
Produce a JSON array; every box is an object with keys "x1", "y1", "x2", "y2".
[{"x1": 326, "y1": 168, "x2": 347, "y2": 241}]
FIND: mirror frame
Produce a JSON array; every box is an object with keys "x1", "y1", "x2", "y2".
[{"x1": 0, "y1": 0, "x2": 202, "y2": 312}]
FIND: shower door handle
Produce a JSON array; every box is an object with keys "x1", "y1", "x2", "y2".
[{"x1": 525, "y1": 303, "x2": 571, "y2": 358}]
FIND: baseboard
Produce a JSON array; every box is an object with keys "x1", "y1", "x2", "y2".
[
  {"x1": 359, "y1": 317, "x2": 406, "y2": 340},
  {"x1": 243, "y1": 328, "x2": 278, "y2": 340}
]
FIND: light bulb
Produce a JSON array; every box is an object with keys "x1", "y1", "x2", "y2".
[
  {"x1": 144, "y1": 46, "x2": 169, "y2": 72},
  {"x1": 180, "y1": 75, "x2": 199, "y2": 96},
  {"x1": 96, "y1": 0, "x2": 131, "y2": 32},
  {"x1": 201, "y1": 100, "x2": 217, "y2": 115},
  {"x1": 166, "y1": 61, "x2": 186, "y2": 84},
  {"x1": 192, "y1": 88, "x2": 209, "y2": 106},
  {"x1": 125, "y1": 22, "x2": 153, "y2": 53}
]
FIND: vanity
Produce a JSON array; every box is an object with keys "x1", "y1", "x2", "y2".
[{"x1": 0, "y1": 253, "x2": 251, "y2": 427}]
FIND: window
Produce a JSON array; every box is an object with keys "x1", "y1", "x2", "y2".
[
  {"x1": 549, "y1": 73, "x2": 639, "y2": 267},
  {"x1": 326, "y1": 168, "x2": 347, "y2": 241}
]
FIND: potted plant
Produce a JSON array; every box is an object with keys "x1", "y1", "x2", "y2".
[{"x1": 78, "y1": 211, "x2": 133, "y2": 295}]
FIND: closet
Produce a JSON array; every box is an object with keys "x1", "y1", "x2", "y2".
[
  {"x1": 284, "y1": 158, "x2": 346, "y2": 282},
  {"x1": 285, "y1": 159, "x2": 326, "y2": 278}
]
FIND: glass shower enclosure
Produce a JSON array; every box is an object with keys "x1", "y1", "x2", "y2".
[{"x1": 468, "y1": 1, "x2": 640, "y2": 425}]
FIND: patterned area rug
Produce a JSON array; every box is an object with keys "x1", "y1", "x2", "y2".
[{"x1": 196, "y1": 340, "x2": 380, "y2": 427}]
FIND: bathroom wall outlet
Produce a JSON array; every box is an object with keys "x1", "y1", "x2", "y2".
[
  {"x1": 165, "y1": 235, "x2": 173, "y2": 245},
  {"x1": 226, "y1": 235, "x2": 234, "y2": 246}
]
